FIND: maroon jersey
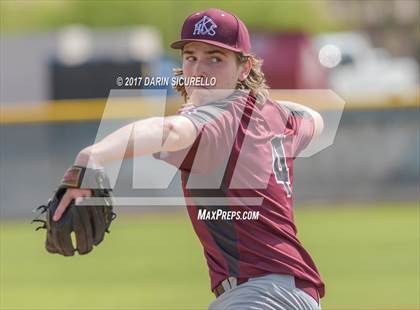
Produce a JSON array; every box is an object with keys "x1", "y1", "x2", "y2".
[{"x1": 154, "y1": 90, "x2": 325, "y2": 297}]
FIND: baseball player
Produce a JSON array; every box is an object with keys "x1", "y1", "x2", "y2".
[{"x1": 41, "y1": 8, "x2": 325, "y2": 310}]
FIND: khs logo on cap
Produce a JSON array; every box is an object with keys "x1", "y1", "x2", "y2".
[{"x1": 193, "y1": 16, "x2": 217, "y2": 36}]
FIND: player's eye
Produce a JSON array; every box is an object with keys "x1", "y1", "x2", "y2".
[
  {"x1": 185, "y1": 55, "x2": 196, "y2": 62},
  {"x1": 210, "y1": 57, "x2": 221, "y2": 63}
]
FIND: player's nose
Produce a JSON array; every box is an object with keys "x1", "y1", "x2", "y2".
[{"x1": 192, "y1": 60, "x2": 209, "y2": 78}]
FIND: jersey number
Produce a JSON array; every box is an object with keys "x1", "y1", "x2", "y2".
[{"x1": 270, "y1": 135, "x2": 292, "y2": 197}]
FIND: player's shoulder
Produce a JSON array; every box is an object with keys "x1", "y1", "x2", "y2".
[
  {"x1": 274, "y1": 100, "x2": 316, "y2": 121},
  {"x1": 259, "y1": 97, "x2": 291, "y2": 119},
  {"x1": 274, "y1": 100, "x2": 324, "y2": 137},
  {"x1": 274, "y1": 100, "x2": 303, "y2": 113}
]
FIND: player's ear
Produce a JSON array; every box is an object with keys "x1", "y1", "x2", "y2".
[{"x1": 238, "y1": 57, "x2": 252, "y2": 81}]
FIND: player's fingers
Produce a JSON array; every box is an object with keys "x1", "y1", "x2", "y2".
[
  {"x1": 53, "y1": 190, "x2": 74, "y2": 221},
  {"x1": 81, "y1": 189, "x2": 92, "y2": 197},
  {"x1": 54, "y1": 189, "x2": 92, "y2": 221}
]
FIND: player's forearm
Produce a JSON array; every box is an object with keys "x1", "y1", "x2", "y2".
[
  {"x1": 74, "y1": 116, "x2": 196, "y2": 167},
  {"x1": 75, "y1": 117, "x2": 161, "y2": 167}
]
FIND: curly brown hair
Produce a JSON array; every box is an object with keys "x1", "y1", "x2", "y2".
[{"x1": 173, "y1": 53, "x2": 270, "y2": 105}]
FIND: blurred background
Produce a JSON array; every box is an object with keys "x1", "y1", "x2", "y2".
[{"x1": 0, "y1": 1, "x2": 419, "y2": 309}]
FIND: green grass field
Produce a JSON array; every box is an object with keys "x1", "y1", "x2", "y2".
[{"x1": 1, "y1": 203, "x2": 419, "y2": 310}]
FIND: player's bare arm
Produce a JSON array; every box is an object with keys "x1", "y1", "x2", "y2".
[
  {"x1": 53, "y1": 115, "x2": 197, "y2": 221},
  {"x1": 76, "y1": 115, "x2": 197, "y2": 165}
]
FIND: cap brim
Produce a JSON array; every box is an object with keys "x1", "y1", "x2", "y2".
[{"x1": 170, "y1": 39, "x2": 243, "y2": 53}]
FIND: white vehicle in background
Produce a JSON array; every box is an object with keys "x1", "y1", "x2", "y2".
[{"x1": 313, "y1": 32, "x2": 419, "y2": 104}]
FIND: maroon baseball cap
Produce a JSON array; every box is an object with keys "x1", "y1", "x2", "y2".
[{"x1": 171, "y1": 8, "x2": 251, "y2": 55}]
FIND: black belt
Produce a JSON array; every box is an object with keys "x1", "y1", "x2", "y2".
[{"x1": 213, "y1": 277, "x2": 248, "y2": 297}]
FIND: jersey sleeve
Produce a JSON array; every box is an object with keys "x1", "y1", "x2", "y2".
[
  {"x1": 153, "y1": 101, "x2": 238, "y2": 174},
  {"x1": 284, "y1": 107, "x2": 315, "y2": 158}
]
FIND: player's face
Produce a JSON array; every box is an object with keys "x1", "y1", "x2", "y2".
[{"x1": 182, "y1": 42, "x2": 250, "y2": 105}]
